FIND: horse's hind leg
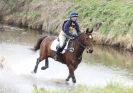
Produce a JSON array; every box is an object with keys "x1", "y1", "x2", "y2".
[
  {"x1": 41, "y1": 58, "x2": 49, "y2": 70},
  {"x1": 33, "y1": 58, "x2": 40, "y2": 73}
]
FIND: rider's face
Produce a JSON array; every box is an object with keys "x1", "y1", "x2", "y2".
[{"x1": 71, "y1": 16, "x2": 78, "y2": 21}]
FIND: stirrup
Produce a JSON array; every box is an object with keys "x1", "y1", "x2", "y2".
[{"x1": 69, "y1": 47, "x2": 74, "y2": 52}]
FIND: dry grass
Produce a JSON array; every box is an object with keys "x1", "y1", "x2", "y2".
[
  {"x1": 74, "y1": 0, "x2": 133, "y2": 51},
  {"x1": 1, "y1": 0, "x2": 133, "y2": 51},
  {"x1": 2, "y1": 0, "x2": 71, "y2": 34}
]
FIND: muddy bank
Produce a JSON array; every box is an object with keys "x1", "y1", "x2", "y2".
[
  {"x1": 0, "y1": 0, "x2": 133, "y2": 52},
  {"x1": 0, "y1": 0, "x2": 71, "y2": 34}
]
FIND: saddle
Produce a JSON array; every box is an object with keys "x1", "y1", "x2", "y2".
[{"x1": 50, "y1": 38, "x2": 74, "y2": 54}]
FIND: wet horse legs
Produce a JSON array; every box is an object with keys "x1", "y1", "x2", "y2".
[
  {"x1": 33, "y1": 58, "x2": 40, "y2": 73},
  {"x1": 33, "y1": 58, "x2": 49, "y2": 73},
  {"x1": 41, "y1": 58, "x2": 49, "y2": 70},
  {"x1": 66, "y1": 65, "x2": 76, "y2": 83},
  {"x1": 66, "y1": 74, "x2": 71, "y2": 81}
]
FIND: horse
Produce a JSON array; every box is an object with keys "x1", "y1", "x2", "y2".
[{"x1": 32, "y1": 28, "x2": 94, "y2": 83}]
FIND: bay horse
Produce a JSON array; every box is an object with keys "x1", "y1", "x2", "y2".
[{"x1": 32, "y1": 28, "x2": 94, "y2": 83}]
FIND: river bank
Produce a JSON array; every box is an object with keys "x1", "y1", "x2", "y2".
[{"x1": 0, "y1": 0, "x2": 133, "y2": 51}]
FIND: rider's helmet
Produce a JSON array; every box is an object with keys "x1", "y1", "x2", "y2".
[{"x1": 69, "y1": 11, "x2": 78, "y2": 17}]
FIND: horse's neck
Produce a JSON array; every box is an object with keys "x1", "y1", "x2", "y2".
[
  {"x1": 77, "y1": 46, "x2": 85, "y2": 57},
  {"x1": 73, "y1": 39, "x2": 85, "y2": 57}
]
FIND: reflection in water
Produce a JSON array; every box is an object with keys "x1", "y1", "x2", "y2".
[
  {"x1": 0, "y1": 25, "x2": 133, "y2": 93},
  {"x1": 0, "y1": 25, "x2": 41, "y2": 45},
  {"x1": 32, "y1": 80, "x2": 75, "y2": 93},
  {"x1": 83, "y1": 45, "x2": 133, "y2": 79}
]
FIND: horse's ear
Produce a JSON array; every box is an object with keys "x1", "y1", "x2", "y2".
[
  {"x1": 89, "y1": 28, "x2": 93, "y2": 33},
  {"x1": 85, "y1": 28, "x2": 89, "y2": 33},
  {"x1": 86, "y1": 28, "x2": 93, "y2": 34}
]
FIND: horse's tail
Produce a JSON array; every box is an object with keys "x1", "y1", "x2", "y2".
[{"x1": 33, "y1": 36, "x2": 47, "y2": 51}]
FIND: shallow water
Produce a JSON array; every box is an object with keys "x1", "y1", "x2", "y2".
[{"x1": 0, "y1": 25, "x2": 133, "y2": 93}]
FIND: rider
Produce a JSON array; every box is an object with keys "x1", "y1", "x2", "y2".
[{"x1": 55, "y1": 11, "x2": 81, "y2": 60}]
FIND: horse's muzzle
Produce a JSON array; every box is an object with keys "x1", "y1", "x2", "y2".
[
  {"x1": 89, "y1": 49, "x2": 93, "y2": 53},
  {"x1": 86, "y1": 47, "x2": 93, "y2": 53}
]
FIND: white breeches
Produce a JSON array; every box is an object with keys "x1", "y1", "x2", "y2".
[{"x1": 58, "y1": 31, "x2": 67, "y2": 48}]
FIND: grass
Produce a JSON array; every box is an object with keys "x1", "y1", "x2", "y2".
[
  {"x1": 1, "y1": 0, "x2": 133, "y2": 51},
  {"x1": 69, "y1": 0, "x2": 133, "y2": 51},
  {"x1": 33, "y1": 83, "x2": 133, "y2": 93},
  {"x1": 1, "y1": 0, "x2": 71, "y2": 33}
]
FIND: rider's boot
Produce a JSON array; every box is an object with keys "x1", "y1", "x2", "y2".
[{"x1": 54, "y1": 46, "x2": 62, "y2": 61}]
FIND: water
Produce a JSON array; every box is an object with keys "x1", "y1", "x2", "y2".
[{"x1": 0, "y1": 25, "x2": 133, "y2": 93}]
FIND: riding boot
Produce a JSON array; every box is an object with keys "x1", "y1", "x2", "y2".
[{"x1": 54, "y1": 46, "x2": 63, "y2": 61}]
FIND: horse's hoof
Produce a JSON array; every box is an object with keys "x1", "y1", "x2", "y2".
[
  {"x1": 73, "y1": 81, "x2": 76, "y2": 83},
  {"x1": 66, "y1": 78, "x2": 69, "y2": 81},
  {"x1": 72, "y1": 79, "x2": 76, "y2": 83},
  {"x1": 31, "y1": 70, "x2": 37, "y2": 74},
  {"x1": 41, "y1": 66, "x2": 48, "y2": 70}
]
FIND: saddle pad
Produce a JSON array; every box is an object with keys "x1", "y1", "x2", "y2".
[{"x1": 50, "y1": 39, "x2": 69, "y2": 54}]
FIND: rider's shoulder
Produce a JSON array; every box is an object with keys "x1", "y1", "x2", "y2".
[
  {"x1": 65, "y1": 19, "x2": 71, "y2": 23},
  {"x1": 63, "y1": 19, "x2": 71, "y2": 25}
]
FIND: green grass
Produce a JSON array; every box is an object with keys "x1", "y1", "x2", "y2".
[
  {"x1": 70, "y1": 0, "x2": 133, "y2": 33},
  {"x1": 67, "y1": 0, "x2": 133, "y2": 50},
  {"x1": 1, "y1": 0, "x2": 133, "y2": 50},
  {"x1": 33, "y1": 83, "x2": 133, "y2": 93}
]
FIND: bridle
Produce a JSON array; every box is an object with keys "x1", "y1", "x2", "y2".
[
  {"x1": 75, "y1": 38, "x2": 86, "y2": 49},
  {"x1": 68, "y1": 33, "x2": 93, "y2": 53},
  {"x1": 75, "y1": 33, "x2": 90, "y2": 49}
]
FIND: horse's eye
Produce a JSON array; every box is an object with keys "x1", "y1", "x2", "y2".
[{"x1": 89, "y1": 35, "x2": 92, "y2": 39}]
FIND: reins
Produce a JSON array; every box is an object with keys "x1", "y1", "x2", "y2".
[{"x1": 73, "y1": 34, "x2": 87, "y2": 49}]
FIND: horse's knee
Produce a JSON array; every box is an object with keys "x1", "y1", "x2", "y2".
[{"x1": 37, "y1": 57, "x2": 43, "y2": 62}]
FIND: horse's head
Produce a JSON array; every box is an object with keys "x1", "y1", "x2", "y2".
[{"x1": 79, "y1": 28, "x2": 93, "y2": 53}]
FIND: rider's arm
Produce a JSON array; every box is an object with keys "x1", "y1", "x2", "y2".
[{"x1": 63, "y1": 21, "x2": 73, "y2": 37}]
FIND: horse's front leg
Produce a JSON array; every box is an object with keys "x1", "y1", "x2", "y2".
[
  {"x1": 67, "y1": 64, "x2": 77, "y2": 83},
  {"x1": 66, "y1": 74, "x2": 71, "y2": 81}
]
